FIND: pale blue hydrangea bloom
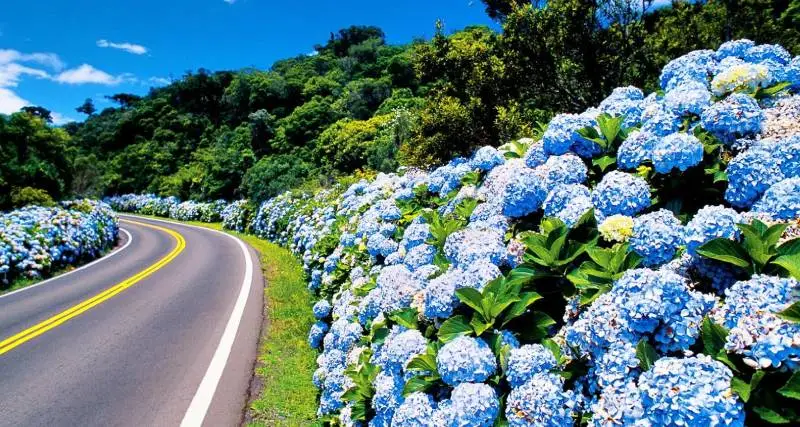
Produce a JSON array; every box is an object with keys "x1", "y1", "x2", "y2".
[
  {"x1": 650, "y1": 133, "x2": 704, "y2": 174},
  {"x1": 505, "y1": 373, "x2": 575, "y2": 427},
  {"x1": 313, "y1": 299, "x2": 332, "y2": 319},
  {"x1": 684, "y1": 205, "x2": 742, "y2": 255},
  {"x1": 506, "y1": 344, "x2": 558, "y2": 387},
  {"x1": 391, "y1": 392, "x2": 436, "y2": 427},
  {"x1": 725, "y1": 148, "x2": 784, "y2": 208},
  {"x1": 471, "y1": 146, "x2": 505, "y2": 171},
  {"x1": 616, "y1": 129, "x2": 657, "y2": 170},
  {"x1": 591, "y1": 171, "x2": 651, "y2": 218},
  {"x1": 701, "y1": 93, "x2": 764, "y2": 139},
  {"x1": 438, "y1": 382, "x2": 499, "y2": 427},
  {"x1": 753, "y1": 177, "x2": 800, "y2": 220},
  {"x1": 436, "y1": 336, "x2": 497, "y2": 386},
  {"x1": 638, "y1": 356, "x2": 745, "y2": 427},
  {"x1": 443, "y1": 228, "x2": 506, "y2": 267},
  {"x1": 630, "y1": 209, "x2": 684, "y2": 266}
]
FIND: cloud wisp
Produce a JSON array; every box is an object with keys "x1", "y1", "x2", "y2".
[{"x1": 96, "y1": 39, "x2": 148, "y2": 55}]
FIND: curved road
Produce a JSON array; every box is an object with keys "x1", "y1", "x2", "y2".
[{"x1": 0, "y1": 216, "x2": 264, "y2": 427}]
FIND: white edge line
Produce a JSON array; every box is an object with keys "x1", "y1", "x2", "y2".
[
  {"x1": 118, "y1": 214, "x2": 255, "y2": 427},
  {"x1": 0, "y1": 228, "x2": 134, "y2": 300}
]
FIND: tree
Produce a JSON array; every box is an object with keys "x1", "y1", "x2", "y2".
[
  {"x1": 106, "y1": 93, "x2": 142, "y2": 108},
  {"x1": 21, "y1": 106, "x2": 53, "y2": 123},
  {"x1": 76, "y1": 98, "x2": 96, "y2": 116}
]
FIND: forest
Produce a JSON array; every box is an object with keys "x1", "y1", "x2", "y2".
[{"x1": 2, "y1": 0, "x2": 800, "y2": 210}]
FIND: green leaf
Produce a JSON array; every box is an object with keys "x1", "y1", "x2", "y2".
[
  {"x1": 403, "y1": 377, "x2": 435, "y2": 396},
  {"x1": 389, "y1": 308, "x2": 419, "y2": 329},
  {"x1": 754, "y1": 406, "x2": 792, "y2": 424},
  {"x1": 778, "y1": 372, "x2": 800, "y2": 400},
  {"x1": 592, "y1": 155, "x2": 617, "y2": 172},
  {"x1": 701, "y1": 317, "x2": 729, "y2": 356},
  {"x1": 756, "y1": 81, "x2": 793, "y2": 99},
  {"x1": 773, "y1": 255, "x2": 800, "y2": 280},
  {"x1": 636, "y1": 339, "x2": 659, "y2": 371},
  {"x1": 350, "y1": 401, "x2": 367, "y2": 421},
  {"x1": 470, "y1": 315, "x2": 493, "y2": 336},
  {"x1": 438, "y1": 315, "x2": 473, "y2": 342},
  {"x1": 731, "y1": 371, "x2": 764, "y2": 402},
  {"x1": 407, "y1": 353, "x2": 438, "y2": 374},
  {"x1": 696, "y1": 238, "x2": 751, "y2": 268},
  {"x1": 541, "y1": 338, "x2": 562, "y2": 362},
  {"x1": 455, "y1": 288, "x2": 485, "y2": 315},
  {"x1": 501, "y1": 291, "x2": 542, "y2": 327},
  {"x1": 777, "y1": 301, "x2": 800, "y2": 323},
  {"x1": 778, "y1": 238, "x2": 800, "y2": 256}
]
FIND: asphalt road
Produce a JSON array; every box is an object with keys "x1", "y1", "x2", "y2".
[{"x1": 0, "y1": 215, "x2": 264, "y2": 427}]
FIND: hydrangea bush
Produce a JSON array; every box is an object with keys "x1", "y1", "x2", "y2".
[
  {"x1": 0, "y1": 200, "x2": 119, "y2": 285},
  {"x1": 108, "y1": 41, "x2": 800, "y2": 426}
]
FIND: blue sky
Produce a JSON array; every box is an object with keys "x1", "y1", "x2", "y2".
[{"x1": 0, "y1": 0, "x2": 495, "y2": 124}]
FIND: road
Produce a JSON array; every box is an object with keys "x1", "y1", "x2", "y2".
[{"x1": 0, "y1": 215, "x2": 264, "y2": 427}]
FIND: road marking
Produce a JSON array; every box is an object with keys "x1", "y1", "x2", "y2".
[
  {"x1": 0, "y1": 220, "x2": 185, "y2": 356},
  {"x1": 0, "y1": 228, "x2": 134, "y2": 300},
  {"x1": 118, "y1": 215, "x2": 256, "y2": 427}
]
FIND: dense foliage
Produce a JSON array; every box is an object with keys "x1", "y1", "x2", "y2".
[
  {"x1": 108, "y1": 38, "x2": 800, "y2": 425},
  {"x1": 0, "y1": 200, "x2": 118, "y2": 287},
  {"x1": 3, "y1": 1, "x2": 800, "y2": 208}
]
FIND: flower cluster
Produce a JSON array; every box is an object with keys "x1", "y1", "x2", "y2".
[
  {"x1": 1, "y1": 200, "x2": 118, "y2": 284},
  {"x1": 108, "y1": 40, "x2": 800, "y2": 425}
]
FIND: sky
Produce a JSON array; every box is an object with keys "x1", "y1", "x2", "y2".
[{"x1": 0, "y1": 0, "x2": 496, "y2": 124}]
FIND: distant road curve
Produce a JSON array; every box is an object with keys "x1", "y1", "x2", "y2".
[{"x1": 0, "y1": 215, "x2": 264, "y2": 427}]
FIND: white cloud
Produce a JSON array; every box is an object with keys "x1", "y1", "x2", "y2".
[
  {"x1": 0, "y1": 48, "x2": 65, "y2": 70},
  {"x1": 55, "y1": 64, "x2": 123, "y2": 85},
  {"x1": 147, "y1": 76, "x2": 171, "y2": 86},
  {"x1": 96, "y1": 39, "x2": 148, "y2": 55},
  {"x1": 0, "y1": 87, "x2": 29, "y2": 114},
  {"x1": 223, "y1": 0, "x2": 236, "y2": 4},
  {"x1": 50, "y1": 112, "x2": 75, "y2": 125}
]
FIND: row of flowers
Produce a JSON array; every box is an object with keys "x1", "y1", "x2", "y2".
[
  {"x1": 104, "y1": 40, "x2": 800, "y2": 426},
  {"x1": 105, "y1": 194, "x2": 255, "y2": 233},
  {"x1": 0, "y1": 200, "x2": 119, "y2": 285}
]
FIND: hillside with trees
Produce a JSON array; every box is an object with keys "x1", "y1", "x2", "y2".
[{"x1": 2, "y1": 0, "x2": 799, "y2": 210}]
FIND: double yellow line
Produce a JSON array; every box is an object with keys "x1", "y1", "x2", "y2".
[{"x1": 0, "y1": 220, "x2": 186, "y2": 356}]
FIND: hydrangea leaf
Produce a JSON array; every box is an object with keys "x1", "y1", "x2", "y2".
[
  {"x1": 753, "y1": 406, "x2": 793, "y2": 424},
  {"x1": 402, "y1": 376, "x2": 435, "y2": 396},
  {"x1": 777, "y1": 302, "x2": 800, "y2": 324},
  {"x1": 697, "y1": 238, "x2": 751, "y2": 268},
  {"x1": 731, "y1": 371, "x2": 764, "y2": 402},
  {"x1": 778, "y1": 372, "x2": 800, "y2": 400},
  {"x1": 636, "y1": 339, "x2": 659, "y2": 371},
  {"x1": 701, "y1": 317, "x2": 729, "y2": 356},
  {"x1": 500, "y1": 291, "x2": 542, "y2": 327},
  {"x1": 438, "y1": 315, "x2": 473, "y2": 342}
]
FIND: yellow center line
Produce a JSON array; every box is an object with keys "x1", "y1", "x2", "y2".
[{"x1": 0, "y1": 220, "x2": 186, "y2": 356}]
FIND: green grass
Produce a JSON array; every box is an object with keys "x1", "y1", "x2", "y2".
[{"x1": 135, "y1": 217, "x2": 319, "y2": 426}]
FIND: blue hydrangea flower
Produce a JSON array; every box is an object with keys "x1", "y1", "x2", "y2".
[
  {"x1": 391, "y1": 392, "x2": 436, "y2": 427},
  {"x1": 725, "y1": 148, "x2": 784, "y2": 208},
  {"x1": 543, "y1": 184, "x2": 593, "y2": 227},
  {"x1": 501, "y1": 167, "x2": 548, "y2": 218},
  {"x1": 367, "y1": 233, "x2": 398, "y2": 258},
  {"x1": 323, "y1": 319, "x2": 363, "y2": 352},
  {"x1": 436, "y1": 336, "x2": 497, "y2": 386},
  {"x1": 506, "y1": 344, "x2": 558, "y2": 387},
  {"x1": 437, "y1": 383, "x2": 499, "y2": 427},
  {"x1": 496, "y1": 329, "x2": 520, "y2": 349},
  {"x1": 523, "y1": 142, "x2": 548, "y2": 168},
  {"x1": 313, "y1": 299, "x2": 332, "y2": 319},
  {"x1": 444, "y1": 228, "x2": 506, "y2": 267},
  {"x1": 592, "y1": 171, "x2": 651, "y2": 218},
  {"x1": 638, "y1": 356, "x2": 745, "y2": 427},
  {"x1": 376, "y1": 328, "x2": 428, "y2": 374},
  {"x1": 404, "y1": 244, "x2": 437, "y2": 269},
  {"x1": 650, "y1": 133, "x2": 704, "y2": 174},
  {"x1": 402, "y1": 222, "x2": 432, "y2": 251},
  {"x1": 308, "y1": 321, "x2": 329, "y2": 349},
  {"x1": 542, "y1": 154, "x2": 588, "y2": 188},
  {"x1": 684, "y1": 205, "x2": 742, "y2": 255},
  {"x1": 505, "y1": 373, "x2": 575, "y2": 427},
  {"x1": 716, "y1": 39, "x2": 755, "y2": 60},
  {"x1": 598, "y1": 86, "x2": 644, "y2": 126},
  {"x1": 542, "y1": 113, "x2": 599, "y2": 157},
  {"x1": 617, "y1": 130, "x2": 657, "y2": 170},
  {"x1": 471, "y1": 146, "x2": 505, "y2": 171},
  {"x1": 701, "y1": 93, "x2": 764, "y2": 139},
  {"x1": 745, "y1": 44, "x2": 792, "y2": 65},
  {"x1": 754, "y1": 178, "x2": 800, "y2": 220},
  {"x1": 641, "y1": 101, "x2": 682, "y2": 136},
  {"x1": 660, "y1": 49, "x2": 716, "y2": 91},
  {"x1": 774, "y1": 135, "x2": 800, "y2": 178},
  {"x1": 664, "y1": 81, "x2": 712, "y2": 116},
  {"x1": 630, "y1": 209, "x2": 684, "y2": 266},
  {"x1": 373, "y1": 371, "x2": 405, "y2": 418}
]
